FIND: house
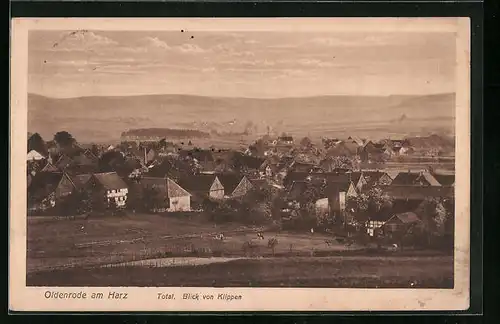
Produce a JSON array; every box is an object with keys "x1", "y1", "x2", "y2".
[
  {"x1": 380, "y1": 212, "x2": 423, "y2": 237},
  {"x1": 326, "y1": 181, "x2": 358, "y2": 224},
  {"x1": 55, "y1": 154, "x2": 74, "y2": 171},
  {"x1": 276, "y1": 136, "x2": 294, "y2": 145},
  {"x1": 216, "y1": 173, "x2": 254, "y2": 199},
  {"x1": 231, "y1": 153, "x2": 266, "y2": 175},
  {"x1": 348, "y1": 171, "x2": 366, "y2": 192},
  {"x1": 70, "y1": 174, "x2": 93, "y2": 191},
  {"x1": 87, "y1": 172, "x2": 129, "y2": 209},
  {"x1": 362, "y1": 171, "x2": 393, "y2": 187},
  {"x1": 391, "y1": 171, "x2": 441, "y2": 186},
  {"x1": 139, "y1": 177, "x2": 191, "y2": 212},
  {"x1": 178, "y1": 174, "x2": 224, "y2": 200},
  {"x1": 432, "y1": 173, "x2": 455, "y2": 187},
  {"x1": 27, "y1": 171, "x2": 76, "y2": 213},
  {"x1": 27, "y1": 150, "x2": 45, "y2": 161}
]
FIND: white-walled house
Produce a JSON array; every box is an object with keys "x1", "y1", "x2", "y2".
[{"x1": 89, "y1": 172, "x2": 129, "y2": 208}]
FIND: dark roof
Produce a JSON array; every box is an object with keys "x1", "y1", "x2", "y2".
[
  {"x1": 70, "y1": 174, "x2": 92, "y2": 190},
  {"x1": 92, "y1": 172, "x2": 128, "y2": 190},
  {"x1": 291, "y1": 162, "x2": 317, "y2": 172},
  {"x1": 326, "y1": 181, "x2": 352, "y2": 194},
  {"x1": 391, "y1": 172, "x2": 424, "y2": 186},
  {"x1": 432, "y1": 173, "x2": 455, "y2": 186},
  {"x1": 384, "y1": 185, "x2": 454, "y2": 200},
  {"x1": 215, "y1": 173, "x2": 244, "y2": 194},
  {"x1": 362, "y1": 171, "x2": 390, "y2": 185},
  {"x1": 72, "y1": 154, "x2": 96, "y2": 166},
  {"x1": 140, "y1": 177, "x2": 191, "y2": 198},
  {"x1": 55, "y1": 154, "x2": 73, "y2": 170},
  {"x1": 28, "y1": 172, "x2": 64, "y2": 201},
  {"x1": 233, "y1": 154, "x2": 265, "y2": 170},
  {"x1": 278, "y1": 136, "x2": 294, "y2": 141},
  {"x1": 178, "y1": 174, "x2": 219, "y2": 192},
  {"x1": 391, "y1": 199, "x2": 425, "y2": 214},
  {"x1": 393, "y1": 212, "x2": 421, "y2": 224},
  {"x1": 348, "y1": 172, "x2": 363, "y2": 184}
]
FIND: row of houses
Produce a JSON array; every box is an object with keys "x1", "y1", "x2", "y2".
[
  {"x1": 281, "y1": 168, "x2": 455, "y2": 237},
  {"x1": 27, "y1": 167, "x2": 256, "y2": 214}
]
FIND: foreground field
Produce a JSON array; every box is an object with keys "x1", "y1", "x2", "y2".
[
  {"x1": 27, "y1": 213, "x2": 367, "y2": 273},
  {"x1": 27, "y1": 255, "x2": 454, "y2": 288}
]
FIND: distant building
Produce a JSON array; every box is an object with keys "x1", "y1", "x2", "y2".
[
  {"x1": 275, "y1": 136, "x2": 294, "y2": 146},
  {"x1": 140, "y1": 177, "x2": 191, "y2": 212},
  {"x1": 380, "y1": 212, "x2": 423, "y2": 237}
]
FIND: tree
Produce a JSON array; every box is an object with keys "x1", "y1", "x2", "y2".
[
  {"x1": 28, "y1": 133, "x2": 48, "y2": 155},
  {"x1": 346, "y1": 186, "x2": 393, "y2": 226},
  {"x1": 54, "y1": 131, "x2": 76, "y2": 148},
  {"x1": 415, "y1": 197, "x2": 449, "y2": 246},
  {"x1": 300, "y1": 137, "x2": 312, "y2": 148}
]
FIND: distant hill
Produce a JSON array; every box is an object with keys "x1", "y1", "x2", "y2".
[
  {"x1": 122, "y1": 128, "x2": 210, "y2": 139},
  {"x1": 28, "y1": 92, "x2": 455, "y2": 143}
]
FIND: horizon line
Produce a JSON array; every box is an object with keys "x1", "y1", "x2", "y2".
[{"x1": 28, "y1": 91, "x2": 456, "y2": 101}]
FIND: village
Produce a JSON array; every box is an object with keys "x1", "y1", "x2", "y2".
[{"x1": 26, "y1": 129, "x2": 455, "y2": 252}]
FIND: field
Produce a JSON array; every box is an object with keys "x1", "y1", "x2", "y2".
[{"x1": 27, "y1": 213, "x2": 453, "y2": 288}]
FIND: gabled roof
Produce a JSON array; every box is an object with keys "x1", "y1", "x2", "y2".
[
  {"x1": 232, "y1": 153, "x2": 265, "y2": 170},
  {"x1": 393, "y1": 212, "x2": 421, "y2": 224},
  {"x1": 383, "y1": 185, "x2": 454, "y2": 200},
  {"x1": 348, "y1": 171, "x2": 363, "y2": 184},
  {"x1": 140, "y1": 177, "x2": 191, "y2": 198},
  {"x1": 28, "y1": 172, "x2": 66, "y2": 201},
  {"x1": 362, "y1": 171, "x2": 390, "y2": 185},
  {"x1": 216, "y1": 173, "x2": 245, "y2": 194},
  {"x1": 432, "y1": 173, "x2": 455, "y2": 186},
  {"x1": 179, "y1": 174, "x2": 220, "y2": 192},
  {"x1": 70, "y1": 174, "x2": 92, "y2": 190},
  {"x1": 92, "y1": 172, "x2": 128, "y2": 190},
  {"x1": 41, "y1": 162, "x2": 59, "y2": 172},
  {"x1": 420, "y1": 172, "x2": 441, "y2": 186},
  {"x1": 290, "y1": 162, "x2": 317, "y2": 173},
  {"x1": 55, "y1": 154, "x2": 73, "y2": 170},
  {"x1": 391, "y1": 171, "x2": 440, "y2": 186}
]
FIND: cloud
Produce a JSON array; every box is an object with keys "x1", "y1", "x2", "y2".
[
  {"x1": 52, "y1": 31, "x2": 118, "y2": 50},
  {"x1": 144, "y1": 36, "x2": 172, "y2": 50},
  {"x1": 177, "y1": 43, "x2": 206, "y2": 53}
]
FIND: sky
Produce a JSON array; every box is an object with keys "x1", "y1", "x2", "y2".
[{"x1": 28, "y1": 28, "x2": 457, "y2": 98}]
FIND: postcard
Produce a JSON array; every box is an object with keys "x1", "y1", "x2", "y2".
[{"x1": 10, "y1": 17, "x2": 471, "y2": 312}]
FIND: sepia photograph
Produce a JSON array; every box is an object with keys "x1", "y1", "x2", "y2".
[{"x1": 10, "y1": 18, "x2": 471, "y2": 311}]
